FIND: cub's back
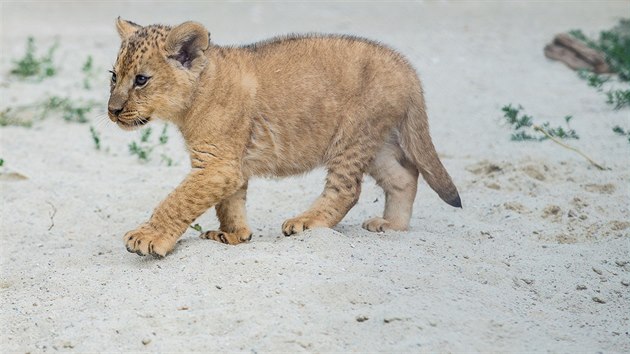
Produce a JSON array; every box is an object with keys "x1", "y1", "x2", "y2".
[{"x1": 241, "y1": 34, "x2": 418, "y2": 98}]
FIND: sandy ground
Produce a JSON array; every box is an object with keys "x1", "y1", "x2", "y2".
[{"x1": 1, "y1": 1, "x2": 629, "y2": 352}]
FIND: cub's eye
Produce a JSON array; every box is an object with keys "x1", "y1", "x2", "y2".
[
  {"x1": 135, "y1": 75, "x2": 149, "y2": 87},
  {"x1": 110, "y1": 71, "x2": 117, "y2": 83}
]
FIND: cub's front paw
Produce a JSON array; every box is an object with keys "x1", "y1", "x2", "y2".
[
  {"x1": 281, "y1": 216, "x2": 327, "y2": 236},
  {"x1": 123, "y1": 224, "x2": 175, "y2": 257}
]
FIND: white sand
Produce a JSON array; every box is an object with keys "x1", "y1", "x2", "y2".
[{"x1": 1, "y1": 1, "x2": 629, "y2": 352}]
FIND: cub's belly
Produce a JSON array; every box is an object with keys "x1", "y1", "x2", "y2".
[
  {"x1": 243, "y1": 149, "x2": 322, "y2": 178},
  {"x1": 242, "y1": 116, "x2": 327, "y2": 177}
]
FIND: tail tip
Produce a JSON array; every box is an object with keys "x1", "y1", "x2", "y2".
[{"x1": 447, "y1": 194, "x2": 462, "y2": 209}]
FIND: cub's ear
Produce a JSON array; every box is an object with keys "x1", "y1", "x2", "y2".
[
  {"x1": 116, "y1": 17, "x2": 141, "y2": 39},
  {"x1": 165, "y1": 21, "x2": 210, "y2": 70}
]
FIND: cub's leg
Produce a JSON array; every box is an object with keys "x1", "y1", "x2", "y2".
[
  {"x1": 201, "y1": 182, "x2": 253, "y2": 245},
  {"x1": 282, "y1": 142, "x2": 373, "y2": 236},
  {"x1": 124, "y1": 144, "x2": 244, "y2": 257},
  {"x1": 362, "y1": 138, "x2": 419, "y2": 232}
]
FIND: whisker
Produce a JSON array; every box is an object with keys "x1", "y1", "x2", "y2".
[
  {"x1": 94, "y1": 116, "x2": 110, "y2": 130},
  {"x1": 92, "y1": 113, "x2": 108, "y2": 123},
  {"x1": 92, "y1": 112, "x2": 108, "y2": 122}
]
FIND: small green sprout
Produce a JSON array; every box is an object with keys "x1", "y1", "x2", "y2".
[
  {"x1": 128, "y1": 141, "x2": 150, "y2": 161},
  {"x1": 128, "y1": 124, "x2": 173, "y2": 164},
  {"x1": 577, "y1": 69, "x2": 610, "y2": 90},
  {"x1": 502, "y1": 104, "x2": 579, "y2": 141},
  {"x1": 140, "y1": 127, "x2": 152, "y2": 143},
  {"x1": 0, "y1": 96, "x2": 98, "y2": 126},
  {"x1": 605, "y1": 89, "x2": 630, "y2": 110},
  {"x1": 0, "y1": 108, "x2": 33, "y2": 127},
  {"x1": 159, "y1": 124, "x2": 169, "y2": 144},
  {"x1": 160, "y1": 154, "x2": 173, "y2": 166},
  {"x1": 90, "y1": 126, "x2": 101, "y2": 150},
  {"x1": 82, "y1": 56, "x2": 97, "y2": 89},
  {"x1": 10, "y1": 37, "x2": 58, "y2": 81},
  {"x1": 612, "y1": 125, "x2": 630, "y2": 144},
  {"x1": 41, "y1": 96, "x2": 97, "y2": 123},
  {"x1": 570, "y1": 19, "x2": 630, "y2": 109}
]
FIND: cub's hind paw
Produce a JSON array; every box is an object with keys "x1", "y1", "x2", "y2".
[
  {"x1": 200, "y1": 229, "x2": 252, "y2": 245},
  {"x1": 124, "y1": 224, "x2": 175, "y2": 257},
  {"x1": 362, "y1": 217, "x2": 390, "y2": 233},
  {"x1": 362, "y1": 217, "x2": 408, "y2": 233}
]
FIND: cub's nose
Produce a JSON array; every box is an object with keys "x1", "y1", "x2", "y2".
[{"x1": 108, "y1": 106, "x2": 123, "y2": 118}]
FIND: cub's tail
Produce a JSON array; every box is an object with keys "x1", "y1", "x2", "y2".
[{"x1": 399, "y1": 91, "x2": 462, "y2": 208}]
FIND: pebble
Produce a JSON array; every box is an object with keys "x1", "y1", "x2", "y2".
[
  {"x1": 356, "y1": 315, "x2": 369, "y2": 322},
  {"x1": 592, "y1": 296, "x2": 606, "y2": 304},
  {"x1": 576, "y1": 285, "x2": 587, "y2": 290},
  {"x1": 621, "y1": 280, "x2": 629, "y2": 287},
  {"x1": 592, "y1": 267, "x2": 603, "y2": 275},
  {"x1": 142, "y1": 338, "x2": 151, "y2": 345}
]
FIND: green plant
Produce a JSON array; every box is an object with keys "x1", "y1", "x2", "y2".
[
  {"x1": 0, "y1": 96, "x2": 99, "y2": 127},
  {"x1": 128, "y1": 141, "x2": 150, "y2": 161},
  {"x1": 502, "y1": 104, "x2": 605, "y2": 170},
  {"x1": 0, "y1": 158, "x2": 4, "y2": 167},
  {"x1": 159, "y1": 124, "x2": 169, "y2": 144},
  {"x1": 502, "y1": 104, "x2": 579, "y2": 141},
  {"x1": 43, "y1": 96, "x2": 97, "y2": 123},
  {"x1": 160, "y1": 154, "x2": 173, "y2": 166},
  {"x1": 190, "y1": 224, "x2": 203, "y2": 232},
  {"x1": 570, "y1": 19, "x2": 630, "y2": 109},
  {"x1": 605, "y1": 89, "x2": 630, "y2": 109},
  {"x1": 140, "y1": 127, "x2": 152, "y2": 143},
  {"x1": 90, "y1": 126, "x2": 101, "y2": 150},
  {"x1": 0, "y1": 108, "x2": 33, "y2": 127},
  {"x1": 82, "y1": 55, "x2": 97, "y2": 89},
  {"x1": 612, "y1": 125, "x2": 630, "y2": 144},
  {"x1": 10, "y1": 37, "x2": 58, "y2": 81},
  {"x1": 128, "y1": 124, "x2": 173, "y2": 164},
  {"x1": 577, "y1": 69, "x2": 610, "y2": 89}
]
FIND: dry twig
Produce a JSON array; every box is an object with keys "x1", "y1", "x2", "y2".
[
  {"x1": 533, "y1": 125, "x2": 607, "y2": 170},
  {"x1": 46, "y1": 201, "x2": 57, "y2": 231}
]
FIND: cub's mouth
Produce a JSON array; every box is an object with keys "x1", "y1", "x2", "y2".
[{"x1": 116, "y1": 117, "x2": 151, "y2": 130}]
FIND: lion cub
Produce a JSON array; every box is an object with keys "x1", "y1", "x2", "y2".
[{"x1": 109, "y1": 19, "x2": 461, "y2": 257}]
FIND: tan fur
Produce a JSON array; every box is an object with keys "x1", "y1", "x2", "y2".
[{"x1": 109, "y1": 19, "x2": 461, "y2": 257}]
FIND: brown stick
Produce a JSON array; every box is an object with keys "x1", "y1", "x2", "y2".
[
  {"x1": 553, "y1": 33, "x2": 608, "y2": 70},
  {"x1": 544, "y1": 33, "x2": 611, "y2": 74},
  {"x1": 544, "y1": 44, "x2": 595, "y2": 71},
  {"x1": 46, "y1": 201, "x2": 57, "y2": 231},
  {"x1": 533, "y1": 125, "x2": 607, "y2": 171}
]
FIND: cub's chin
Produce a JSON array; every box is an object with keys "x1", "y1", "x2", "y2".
[{"x1": 116, "y1": 117, "x2": 151, "y2": 131}]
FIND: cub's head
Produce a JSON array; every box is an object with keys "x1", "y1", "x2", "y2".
[{"x1": 108, "y1": 18, "x2": 209, "y2": 130}]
